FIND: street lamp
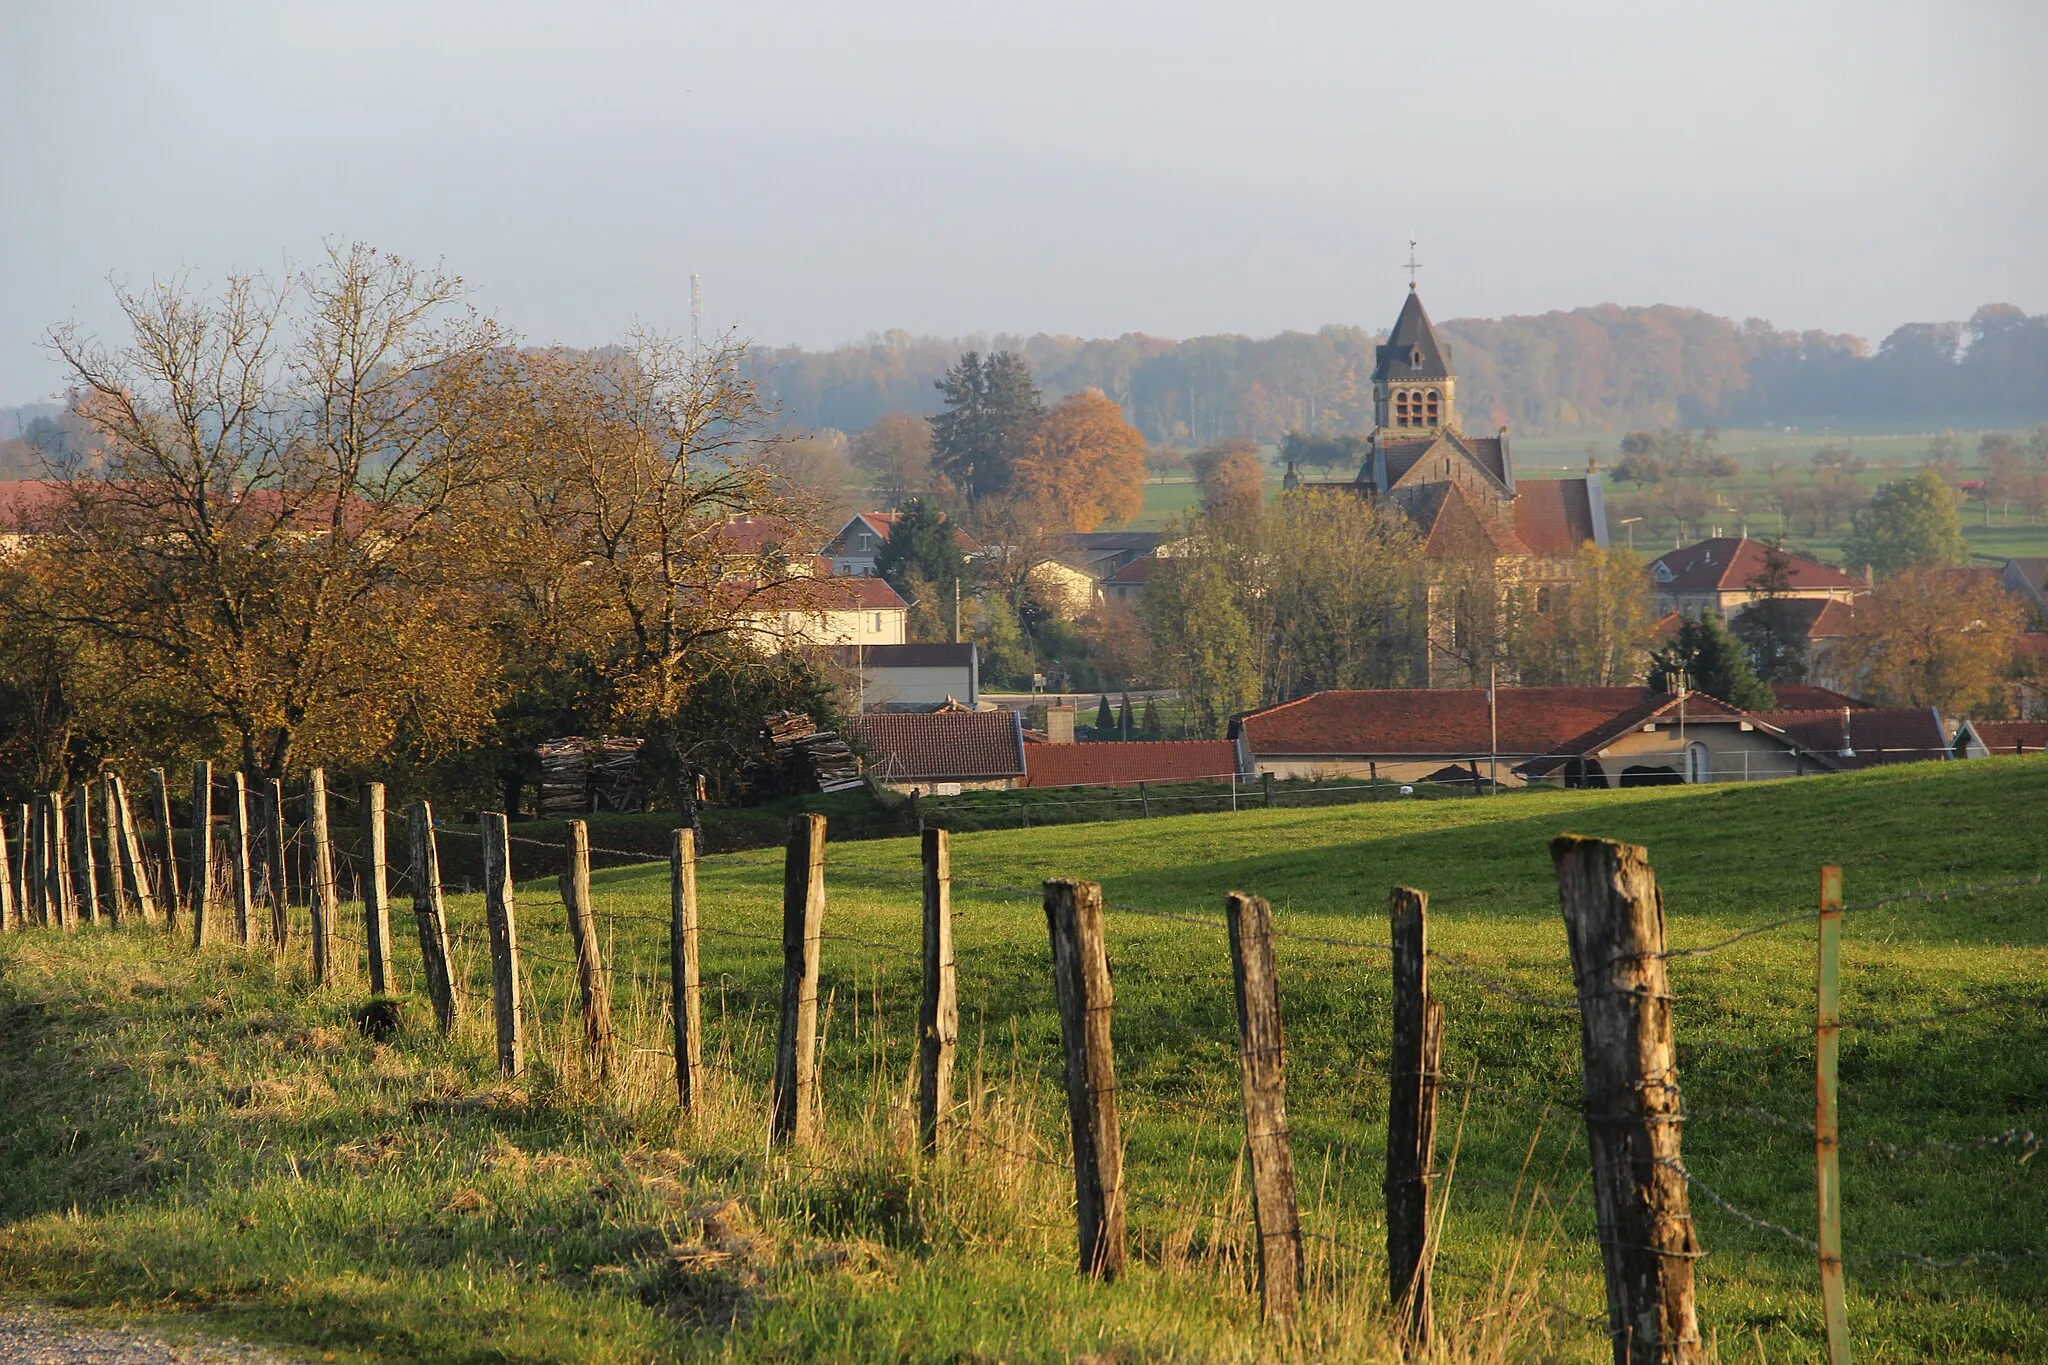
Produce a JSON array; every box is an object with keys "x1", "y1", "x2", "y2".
[{"x1": 1619, "y1": 516, "x2": 1642, "y2": 551}]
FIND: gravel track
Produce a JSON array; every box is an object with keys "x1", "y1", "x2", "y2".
[{"x1": 0, "y1": 1308, "x2": 304, "y2": 1364}]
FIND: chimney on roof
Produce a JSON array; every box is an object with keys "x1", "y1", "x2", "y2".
[
  {"x1": 1839, "y1": 707, "x2": 1856, "y2": 758},
  {"x1": 1864, "y1": 563, "x2": 1874, "y2": 588}
]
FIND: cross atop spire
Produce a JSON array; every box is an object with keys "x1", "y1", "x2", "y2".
[{"x1": 1405, "y1": 237, "x2": 1422, "y2": 289}]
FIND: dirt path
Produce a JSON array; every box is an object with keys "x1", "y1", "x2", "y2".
[{"x1": 0, "y1": 1307, "x2": 304, "y2": 1364}]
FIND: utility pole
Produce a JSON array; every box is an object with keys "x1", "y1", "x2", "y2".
[
  {"x1": 1488, "y1": 664, "x2": 1498, "y2": 794},
  {"x1": 953, "y1": 577, "x2": 961, "y2": 645}
]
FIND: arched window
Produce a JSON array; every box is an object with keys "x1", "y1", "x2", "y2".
[
  {"x1": 1393, "y1": 391, "x2": 1411, "y2": 427},
  {"x1": 1424, "y1": 389, "x2": 1440, "y2": 422},
  {"x1": 1536, "y1": 586, "x2": 1553, "y2": 613}
]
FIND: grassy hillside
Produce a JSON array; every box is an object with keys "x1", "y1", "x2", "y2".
[{"x1": 2, "y1": 758, "x2": 2044, "y2": 1362}]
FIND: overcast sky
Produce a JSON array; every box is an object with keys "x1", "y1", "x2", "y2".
[{"x1": 2, "y1": 0, "x2": 2042, "y2": 406}]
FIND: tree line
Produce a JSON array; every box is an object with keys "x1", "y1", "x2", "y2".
[{"x1": 749, "y1": 302, "x2": 2048, "y2": 446}]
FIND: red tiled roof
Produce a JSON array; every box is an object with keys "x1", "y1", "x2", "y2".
[
  {"x1": 1421, "y1": 482, "x2": 1527, "y2": 559},
  {"x1": 845, "y1": 711, "x2": 1025, "y2": 782},
  {"x1": 1753, "y1": 707, "x2": 1949, "y2": 769},
  {"x1": 1653, "y1": 538, "x2": 1860, "y2": 593},
  {"x1": 1107, "y1": 555, "x2": 1155, "y2": 585},
  {"x1": 0, "y1": 479, "x2": 73, "y2": 529},
  {"x1": 747, "y1": 575, "x2": 907, "y2": 613},
  {"x1": 1517, "y1": 692, "x2": 1784, "y2": 777},
  {"x1": 1970, "y1": 720, "x2": 2048, "y2": 753},
  {"x1": 1235, "y1": 687, "x2": 1653, "y2": 758},
  {"x1": 1023, "y1": 740, "x2": 1239, "y2": 788},
  {"x1": 712, "y1": 516, "x2": 807, "y2": 555},
  {"x1": 1768, "y1": 684, "x2": 1870, "y2": 710},
  {"x1": 1512, "y1": 478, "x2": 1599, "y2": 556},
  {"x1": 1772, "y1": 598, "x2": 1858, "y2": 640}
]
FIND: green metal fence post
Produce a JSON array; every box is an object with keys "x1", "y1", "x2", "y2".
[{"x1": 1817, "y1": 865, "x2": 1849, "y2": 1365}]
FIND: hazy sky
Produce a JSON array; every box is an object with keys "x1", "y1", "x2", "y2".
[{"x1": 3, "y1": 0, "x2": 2043, "y2": 406}]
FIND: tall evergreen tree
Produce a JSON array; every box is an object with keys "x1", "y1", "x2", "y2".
[
  {"x1": 1141, "y1": 697, "x2": 1162, "y2": 739},
  {"x1": 1648, "y1": 616, "x2": 1776, "y2": 709},
  {"x1": 930, "y1": 350, "x2": 1043, "y2": 500},
  {"x1": 1731, "y1": 546, "x2": 1809, "y2": 684},
  {"x1": 1094, "y1": 693, "x2": 1115, "y2": 738},
  {"x1": 1118, "y1": 692, "x2": 1135, "y2": 739},
  {"x1": 872, "y1": 498, "x2": 965, "y2": 607}
]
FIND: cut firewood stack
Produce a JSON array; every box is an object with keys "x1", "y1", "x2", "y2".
[
  {"x1": 537, "y1": 736, "x2": 647, "y2": 816},
  {"x1": 761, "y1": 711, "x2": 865, "y2": 794}
]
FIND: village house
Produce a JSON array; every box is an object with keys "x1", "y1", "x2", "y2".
[
  {"x1": 831, "y1": 642, "x2": 979, "y2": 711},
  {"x1": 844, "y1": 709, "x2": 1027, "y2": 793},
  {"x1": 1227, "y1": 684, "x2": 1940, "y2": 789},
  {"x1": 1650, "y1": 536, "x2": 1864, "y2": 619},
  {"x1": 732, "y1": 570, "x2": 908, "y2": 648}
]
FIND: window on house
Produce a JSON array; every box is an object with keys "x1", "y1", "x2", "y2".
[
  {"x1": 1536, "y1": 586, "x2": 1552, "y2": 613},
  {"x1": 872, "y1": 612, "x2": 882, "y2": 632}
]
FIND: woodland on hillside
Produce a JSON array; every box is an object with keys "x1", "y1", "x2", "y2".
[{"x1": 748, "y1": 302, "x2": 2048, "y2": 445}]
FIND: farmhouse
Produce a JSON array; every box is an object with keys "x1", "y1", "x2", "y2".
[{"x1": 1649, "y1": 537, "x2": 1864, "y2": 619}]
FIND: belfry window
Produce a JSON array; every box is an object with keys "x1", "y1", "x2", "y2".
[
  {"x1": 1394, "y1": 391, "x2": 1412, "y2": 427},
  {"x1": 1424, "y1": 389, "x2": 1440, "y2": 423}
]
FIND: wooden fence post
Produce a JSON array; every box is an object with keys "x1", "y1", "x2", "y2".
[
  {"x1": 0, "y1": 805, "x2": 15, "y2": 932},
  {"x1": 1044, "y1": 877, "x2": 1126, "y2": 1279},
  {"x1": 407, "y1": 801, "x2": 459, "y2": 1033},
  {"x1": 1386, "y1": 885, "x2": 1444, "y2": 1350},
  {"x1": 29, "y1": 797, "x2": 49, "y2": 927},
  {"x1": 111, "y1": 776, "x2": 158, "y2": 925},
  {"x1": 919, "y1": 826, "x2": 958, "y2": 1153},
  {"x1": 228, "y1": 772, "x2": 256, "y2": 947},
  {"x1": 51, "y1": 791, "x2": 77, "y2": 931},
  {"x1": 150, "y1": 768, "x2": 178, "y2": 928},
  {"x1": 99, "y1": 776, "x2": 125, "y2": 924},
  {"x1": 361, "y1": 783, "x2": 395, "y2": 994},
  {"x1": 1138, "y1": 782, "x2": 1150, "y2": 819},
  {"x1": 1816, "y1": 866, "x2": 1849, "y2": 1365},
  {"x1": 772, "y1": 813, "x2": 827, "y2": 1146},
  {"x1": 1552, "y1": 835, "x2": 1702, "y2": 1365},
  {"x1": 265, "y1": 775, "x2": 289, "y2": 955},
  {"x1": 10, "y1": 802, "x2": 28, "y2": 928},
  {"x1": 480, "y1": 812, "x2": 524, "y2": 1077},
  {"x1": 1226, "y1": 890, "x2": 1303, "y2": 1327},
  {"x1": 560, "y1": 820, "x2": 617, "y2": 1082},
  {"x1": 671, "y1": 828, "x2": 703, "y2": 1112},
  {"x1": 1262, "y1": 771, "x2": 1276, "y2": 808},
  {"x1": 70, "y1": 785, "x2": 100, "y2": 925},
  {"x1": 307, "y1": 768, "x2": 338, "y2": 985},
  {"x1": 188, "y1": 762, "x2": 213, "y2": 946}
]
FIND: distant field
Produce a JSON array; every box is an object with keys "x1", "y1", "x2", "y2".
[
  {"x1": 2, "y1": 758, "x2": 2043, "y2": 1362},
  {"x1": 1123, "y1": 428, "x2": 2048, "y2": 564}
]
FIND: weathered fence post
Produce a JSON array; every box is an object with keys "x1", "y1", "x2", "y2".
[
  {"x1": 228, "y1": 772, "x2": 256, "y2": 947},
  {"x1": 1552, "y1": 834, "x2": 1702, "y2": 1365},
  {"x1": 772, "y1": 813, "x2": 827, "y2": 1146},
  {"x1": 1386, "y1": 885, "x2": 1444, "y2": 1350},
  {"x1": 111, "y1": 776, "x2": 158, "y2": 925},
  {"x1": 480, "y1": 811, "x2": 523, "y2": 1077},
  {"x1": 51, "y1": 791, "x2": 77, "y2": 930},
  {"x1": 188, "y1": 763, "x2": 213, "y2": 945},
  {"x1": 1262, "y1": 771, "x2": 1276, "y2": 808},
  {"x1": 1226, "y1": 889, "x2": 1304, "y2": 1327},
  {"x1": 671, "y1": 828, "x2": 703, "y2": 1112},
  {"x1": 307, "y1": 768, "x2": 338, "y2": 985},
  {"x1": 99, "y1": 776, "x2": 125, "y2": 924},
  {"x1": 265, "y1": 775, "x2": 289, "y2": 954},
  {"x1": 1817, "y1": 866, "x2": 1849, "y2": 1365},
  {"x1": 1044, "y1": 877, "x2": 1126, "y2": 1279},
  {"x1": 26, "y1": 800, "x2": 44, "y2": 927},
  {"x1": 560, "y1": 820, "x2": 617, "y2": 1082},
  {"x1": 1138, "y1": 782, "x2": 1151, "y2": 819},
  {"x1": 150, "y1": 768, "x2": 178, "y2": 928},
  {"x1": 70, "y1": 785, "x2": 100, "y2": 925},
  {"x1": 919, "y1": 826, "x2": 958, "y2": 1153},
  {"x1": 361, "y1": 783, "x2": 395, "y2": 995},
  {"x1": 10, "y1": 802, "x2": 28, "y2": 928},
  {"x1": 0, "y1": 806, "x2": 15, "y2": 932},
  {"x1": 407, "y1": 801, "x2": 459, "y2": 1033}
]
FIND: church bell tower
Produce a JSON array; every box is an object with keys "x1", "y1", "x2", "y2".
[{"x1": 1372, "y1": 284, "x2": 1458, "y2": 441}]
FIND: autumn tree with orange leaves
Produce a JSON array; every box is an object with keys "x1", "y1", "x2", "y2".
[{"x1": 1011, "y1": 389, "x2": 1147, "y2": 533}]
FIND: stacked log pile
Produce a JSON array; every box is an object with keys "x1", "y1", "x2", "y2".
[
  {"x1": 758, "y1": 711, "x2": 864, "y2": 795},
  {"x1": 537, "y1": 737, "x2": 647, "y2": 816}
]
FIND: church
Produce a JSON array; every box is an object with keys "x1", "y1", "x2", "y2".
[{"x1": 1285, "y1": 283, "x2": 1610, "y2": 684}]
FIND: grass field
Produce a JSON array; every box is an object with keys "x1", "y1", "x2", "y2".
[{"x1": 2, "y1": 758, "x2": 2044, "y2": 1362}]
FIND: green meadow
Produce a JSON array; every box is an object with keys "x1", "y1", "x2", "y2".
[{"x1": 2, "y1": 758, "x2": 2044, "y2": 1362}]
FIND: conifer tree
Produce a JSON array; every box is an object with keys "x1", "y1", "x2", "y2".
[
  {"x1": 1648, "y1": 616, "x2": 1775, "y2": 709},
  {"x1": 1118, "y1": 693, "x2": 1135, "y2": 739},
  {"x1": 1094, "y1": 693, "x2": 1115, "y2": 738},
  {"x1": 1141, "y1": 698, "x2": 1162, "y2": 739}
]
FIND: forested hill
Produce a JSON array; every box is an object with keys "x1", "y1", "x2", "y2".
[{"x1": 748, "y1": 302, "x2": 2048, "y2": 444}]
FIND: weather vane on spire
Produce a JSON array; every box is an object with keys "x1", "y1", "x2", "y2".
[{"x1": 1405, "y1": 237, "x2": 1422, "y2": 289}]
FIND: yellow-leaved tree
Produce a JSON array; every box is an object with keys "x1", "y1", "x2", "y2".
[{"x1": 1011, "y1": 389, "x2": 1147, "y2": 532}]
